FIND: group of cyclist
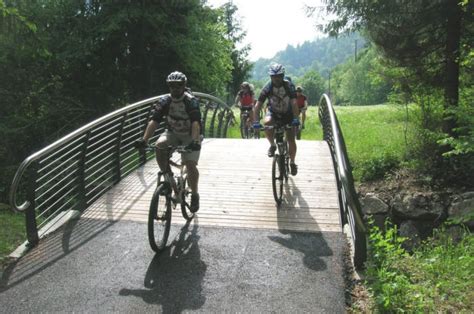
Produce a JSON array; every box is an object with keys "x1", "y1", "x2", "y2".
[
  {"x1": 135, "y1": 63, "x2": 308, "y2": 213},
  {"x1": 235, "y1": 64, "x2": 309, "y2": 175}
]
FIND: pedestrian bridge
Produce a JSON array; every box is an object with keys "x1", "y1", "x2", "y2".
[{"x1": 8, "y1": 93, "x2": 366, "y2": 269}]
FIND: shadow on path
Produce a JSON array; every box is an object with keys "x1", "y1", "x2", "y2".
[
  {"x1": 271, "y1": 179, "x2": 333, "y2": 271},
  {"x1": 119, "y1": 220, "x2": 207, "y2": 313},
  {"x1": 0, "y1": 166, "x2": 154, "y2": 293}
]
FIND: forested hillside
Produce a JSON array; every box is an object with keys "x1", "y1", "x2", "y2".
[{"x1": 251, "y1": 32, "x2": 365, "y2": 81}]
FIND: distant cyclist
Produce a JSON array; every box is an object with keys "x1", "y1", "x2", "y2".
[
  {"x1": 234, "y1": 81, "x2": 256, "y2": 130},
  {"x1": 253, "y1": 63, "x2": 300, "y2": 176},
  {"x1": 135, "y1": 71, "x2": 202, "y2": 212},
  {"x1": 295, "y1": 86, "x2": 308, "y2": 129}
]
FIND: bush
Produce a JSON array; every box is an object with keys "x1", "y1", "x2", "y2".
[
  {"x1": 365, "y1": 218, "x2": 474, "y2": 312},
  {"x1": 359, "y1": 153, "x2": 399, "y2": 181}
]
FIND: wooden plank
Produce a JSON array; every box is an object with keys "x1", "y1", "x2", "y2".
[{"x1": 83, "y1": 138, "x2": 342, "y2": 233}]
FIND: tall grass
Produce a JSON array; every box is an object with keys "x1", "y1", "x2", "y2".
[
  {"x1": 366, "y1": 219, "x2": 474, "y2": 312},
  {"x1": 0, "y1": 204, "x2": 25, "y2": 266}
]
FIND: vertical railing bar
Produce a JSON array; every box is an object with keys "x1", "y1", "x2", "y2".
[
  {"x1": 115, "y1": 113, "x2": 127, "y2": 183},
  {"x1": 77, "y1": 131, "x2": 91, "y2": 212},
  {"x1": 25, "y1": 161, "x2": 39, "y2": 247}
]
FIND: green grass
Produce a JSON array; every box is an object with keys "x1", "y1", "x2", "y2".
[
  {"x1": 365, "y1": 220, "x2": 474, "y2": 312},
  {"x1": 0, "y1": 203, "x2": 25, "y2": 267}
]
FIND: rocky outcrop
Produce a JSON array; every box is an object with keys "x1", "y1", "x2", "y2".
[{"x1": 359, "y1": 190, "x2": 474, "y2": 251}]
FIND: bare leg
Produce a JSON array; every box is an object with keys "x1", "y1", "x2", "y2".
[
  {"x1": 286, "y1": 129, "x2": 297, "y2": 163},
  {"x1": 264, "y1": 116, "x2": 275, "y2": 146},
  {"x1": 156, "y1": 147, "x2": 170, "y2": 172},
  {"x1": 185, "y1": 160, "x2": 199, "y2": 194}
]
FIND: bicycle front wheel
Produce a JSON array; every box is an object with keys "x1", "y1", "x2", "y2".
[
  {"x1": 148, "y1": 185, "x2": 171, "y2": 252},
  {"x1": 272, "y1": 154, "x2": 284, "y2": 205},
  {"x1": 240, "y1": 118, "x2": 247, "y2": 139}
]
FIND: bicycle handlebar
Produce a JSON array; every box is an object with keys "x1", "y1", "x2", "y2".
[{"x1": 144, "y1": 144, "x2": 192, "y2": 154}]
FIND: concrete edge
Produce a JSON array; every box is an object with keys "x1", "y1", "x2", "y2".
[{"x1": 8, "y1": 209, "x2": 81, "y2": 259}]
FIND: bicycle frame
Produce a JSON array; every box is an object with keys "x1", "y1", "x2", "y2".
[
  {"x1": 159, "y1": 162, "x2": 186, "y2": 208},
  {"x1": 146, "y1": 145, "x2": 190, "y2": 210}
]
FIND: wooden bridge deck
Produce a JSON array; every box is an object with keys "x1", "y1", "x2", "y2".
[{"x1": 82, "y1": 138, "x2": 342, "y2": 233}]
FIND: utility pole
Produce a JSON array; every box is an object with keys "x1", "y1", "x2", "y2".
[
  {"x1": 328, "y1": 70, "x2": 331, "y2": 97},
  {"x1": 355, "y1": 39, "x2": 358, "y2": 62}
]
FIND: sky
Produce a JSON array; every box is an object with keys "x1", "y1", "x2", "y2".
[{"x1": 206, "y1": 0, "x2": 326, "y2": 61}]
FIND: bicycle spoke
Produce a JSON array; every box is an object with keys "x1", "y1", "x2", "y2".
[
  {"x1": 148, "y1": 185, "x2": 171, "y2": 252},
  {"x1": 272, "y1": 154, "x2": 283, "y2": 205}
]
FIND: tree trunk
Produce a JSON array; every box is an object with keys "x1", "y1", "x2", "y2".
[{"x1": 443, "y1": 0, "x2": 462, "y2": 137}]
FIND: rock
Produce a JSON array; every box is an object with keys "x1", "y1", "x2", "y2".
[
  {"x1": 448, "y1": 191, "x2": 474, "y2": 229},
  {"x1": 392, "y1": 192, "x2": 445, "y2": 221},
  {"x1": 399, "y1": 220, "x2": 434, "y2": 251},
  {"x1": 361, "y1": 193, "x2": 389, "y2": 215}
]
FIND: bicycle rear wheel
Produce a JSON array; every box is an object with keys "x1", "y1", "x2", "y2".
[
  {"x1": 148, "y1": 185, "x2": 171, "y2": 252},
  {"x1": 180, "y1": 175, "x2": 195, "y2": 221},
  {"x1": 272, "y1": 154, "x2": 284, "y2": 205}
]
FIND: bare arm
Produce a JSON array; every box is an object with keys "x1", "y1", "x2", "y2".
[
  {"x1": 191, "y1": 121, "x2": 201, "y2": 142},
  {"x1": 234, "y1": 95, "x2": 241, "y2": 108},
  {"x1": 253, "y1": 100, "x2": 263, "y2": 122},
  {"x1": 143, "y1": 120, "x2": 159, "y2": 142},
  {"x1": 291, "y1": 99, "x2": 299, "y2": 118}
]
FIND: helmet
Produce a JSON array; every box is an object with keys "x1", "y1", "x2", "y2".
[
  {"x1": 296, "y1": 86, "x2": 303, "y2": 92},
  {"x1": 268, "y1": 63, "x2": 285, "y2": 76},
  {"x1": 166, "y1": 71, "x2": 187, "y2": 84},
  {"x1": 241, "y1": 81, "x2": 250, "y2": 88}
]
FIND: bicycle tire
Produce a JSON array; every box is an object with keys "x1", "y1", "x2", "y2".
[
  {"x1": 272, "y1": 154, "x2": 283, "y2": 205},
  {"x1": 254, "y1": 127, "x2": 260, "y2": 139},
  {"x1": 148, "y1": 185, "x2": 171, "y2": 252},
  {"x1": 240, "y1": 118, "x2": 246, "y2": 139},
  {"x1": 180, "y1": 174, "x2": 195, "y2": 221},
  {"x1": 282, "y1": 141, "x2": 289, "y2": 182}
]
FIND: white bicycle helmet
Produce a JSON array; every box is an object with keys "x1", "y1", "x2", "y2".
[
  {"x1": 268, "y1": 63, "x2": 285, "y2": 76},
  {"x1": 166, "y1": 71, "x2": 187, "y2": 84}
]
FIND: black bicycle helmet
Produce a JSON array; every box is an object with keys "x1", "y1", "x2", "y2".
[
  {"x1": 166, "y1": 71, "x2": 187, "y2": 84},
  {"x1": 268, "y1": 63, "x2": 285, "y2": 76}
]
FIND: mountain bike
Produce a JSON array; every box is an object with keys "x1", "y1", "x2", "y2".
[
  {"x1": 145, "y1": 145, "x2": 195, "y2": 252},
  {"x1": 266, "y1": 122, "x2": 292, "y2": 206},
  {"x1": 240, "y1": 109, "x2": 259, "y2": 139}
]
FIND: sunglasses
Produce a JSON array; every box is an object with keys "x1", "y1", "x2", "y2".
[{"x1": 168, "y1": 82, "x2": 185, "y2": 88}]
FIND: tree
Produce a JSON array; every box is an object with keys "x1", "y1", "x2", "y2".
[
  {"x1": 298, "y1": 70, "x2": 325, "y2": 105},
  {"x1": 311, "y1": 0, "x2": 474, "y2": 136},
  {"x1": 219, "y1": 1, "x2": 253, "y2": 103}
]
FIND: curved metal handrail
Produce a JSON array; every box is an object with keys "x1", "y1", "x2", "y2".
[
  {"x1": 9, "y1": 92, "x2": 233, "y2": 245},
  {"x1": 9, "y1": 95, "x2": 162, "y2": 212},
  {"x1": 318, "y1": 94, "x2": 367, "y2": 269}
]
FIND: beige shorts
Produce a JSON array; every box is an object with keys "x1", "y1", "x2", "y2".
[{"x1": 155, "y1": 131, "x2": 200, "y2": 163}]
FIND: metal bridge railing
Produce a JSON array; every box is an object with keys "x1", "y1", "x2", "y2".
[
  {"x1": 318, "y1": 94, "x2": 367, "y2": 269},
  {"x1": 9, "y1": 92, "x2": 234, "y2": 247}
]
